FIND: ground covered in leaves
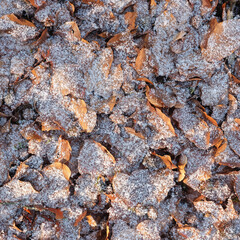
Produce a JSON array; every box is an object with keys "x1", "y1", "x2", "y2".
[{"x1": 0, "y1": 0, "x2": 240, "y2": 239}]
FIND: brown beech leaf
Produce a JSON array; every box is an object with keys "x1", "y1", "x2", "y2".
[
  {"x1": 135, "y1": 48, "x2": 147, "y2": 72},
  {"x1": 155, "y1": 108, "x2": 176, "y2": 135},
  {"x1": 47, "y1": 208, "x2": 64, "y2": 220},
  {"x1": 67, "y1": 2, "x2": 75, "y2": 15},
  {"x1": 150, "y1": 0, "x2": 157, "y2": 7},
  {"x1": 178, "y1": 155, "x2": 187, "y2": 182},
  {"x1": 232, "y1": 74, "x2": 240, "y2": 84},
  {"x1": 33, "y1": 28, "x2": 48, "y2": 46},
  {"x1": 4, "y1": 14, "x2": 36, "y2": 27},
  {"x1": 1, "y1": 118, "x2": 11, "y2": 133},
  {"x1": 125, "y1": 127, "x2": 145, "y2": 140},
  {"x1": 81, "y1": 0, "x2": 104, "y2": 5},
  {"x1": 93, "y1": 141, "x2": 116, "y2": 164},
  {"x1": 153, "y1": 152, "x2": 177, "y2": 169},
  {"x1": 41, "y1": 120, "x2": 61, "y2": 131},
  {"x1": 66, "y1": 22, "x2": 81, "y2": 40},
  {"x1": 197, "y1": 108, "x2": 218, "y2": 127},
  {"x1": 124, "y1": 12, "x2": 137, "y2": 30},
  {"x1": 86, "y1": 215, "x2": 97, "y2": 228},
  {"x1": 20, "y1": 124, "x2": 43, "y2": 142},
  {"x1": 107, "y1": 33, "x2": 123, "y2": 47},
  {"x1": 108, "y1": 96, "x2": 116, "y2": 112},
  {"x1": 47, "y1": 162, "x2": 71, "y2": 181},
  {"x1": 136, "y1": 77, "x2": 154, "y2": 85},
  {"x1": 235, "y1": 119, "x2": 240, "y2": 125},
  {"x1": 234, "y1": 174, "x2": 240, "y2": 200},
  {"x1": 146, "y1": 85, "x2": 165, "y2": 108},
  {"x1": 55, "y1": 136, "x2": 72, "y2": 162},
  {"x1": 215, "y1": 138, "x2": 227, "y2": 157},
  {"x1": 173, "y1": 31, "x2": 186, "y2": 42},
  {"x1": 74, "y1": 210, "x2": 87, "y2": 227}
]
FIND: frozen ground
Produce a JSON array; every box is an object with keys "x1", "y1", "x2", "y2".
[{"x1": 0, "y1": 0, "x2": 240, "y2": 239}]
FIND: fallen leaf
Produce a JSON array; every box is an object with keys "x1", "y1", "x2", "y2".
[
  {"x1": 107, "y1": 33, "x2": 124, "y2": 47},
  {"x1": 146, "y1": 85, "x2": 165, "y2": 108},
  {"x1": 1, "y1": 118, "x2": 11, "y2": 133},
  {"x1": 55, "y1": 136, "x2": 72, "y2": 162},
  {"x1": 178, "y1": 155, "x2": 187, "y2": 182},
  {"x1": 173, "y1": 31, "x2": 186, "y2": 42},
  {"x1": 153, "y1": 152, "x2": 177, "y2": 169},
  {"x1": 4, "y1": 14, "x2": 35, "y2": 27},
  {"x1": 47, "y1": 162, "x2": 71, "y2": 181},
  {"x1": 67, "y1": 2, "x2": 75, "y2": 15},
  {"x1": 86, "y1": 215, "x2": 97, "y2": 228},
  {"x1": 235, "y1": 119, "x2": 240, "y2": 125},
  {"x1": 156, "y1": 108, "x2": 176, "y2": 135},
  {"x1": 81, "y1": 0, "x2": 104, "y2": 5},
  {"x1": 93, "y1": 141, "x2": 116, "y2": 164},
  {"x1": 232, "y1": 74, "x2": 240, "y2": 84},
  {"x1": 74, "y1": 210, "x2": 87, "y2": 227},
  {"x1": 215, "y1": 138, "x2": 227, "y2": 157},
  {"x1": 197, "y1": 108, "x2": 218, "y2": 127},
  {"x1": 20, "y1": 124, "x2": 43, "y2": 142},
  {"x1": 47, "y1": 208, "x2": 64, "y2": 220},
  {"x1": 66, "y1": 22, "x2": 81, "y2": 40},
  {"x1": 41, "y1": 120, "x2": 61, "y2": 131},
  {"x1": 125, "y1": 127, "x2": 145, "y2": 140},
  {"x1": 136, "y1": 77, "x2": 154, "y2": 85},
  {"x1": 33, "y1": 28, "x2": 48, "y2": 46},
  {"x1": 125, "y1": 12, "x2": 137, "y2": 30},
  {"x1": 135, "y1": 48, "x2": 147, "y2": 72},
  {"x1": 150, "y1": 0, "x2": 157, "y2": 7}
]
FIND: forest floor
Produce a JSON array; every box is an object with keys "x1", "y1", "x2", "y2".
[{"x1": 0, "y1": 0, "x2": 240, "y2": 239}]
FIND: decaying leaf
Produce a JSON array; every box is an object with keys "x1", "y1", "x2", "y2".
[
  {"x1": 66, "y1": 22, "x2": 81, "y2": 40},
  {"x1": 150, "y1": 0, "x2": 157, "y2": 7},
  {"x1": 20, "y1": 124, "x2": 43, "y2": 142},
  {"x1": 41, "y1": 120, "x2": 62, "y2": 131},
  {"x1": 135, "y1": 48, "x2": 147, "y2": 72},
  {"x1": 67, "y1": 2, "x2": 75, "y2": 15},
  {"x1": 107, "y1": 33, "x2": 124, "y2": 47},
  {"x1": 178, "y1": 155, "x2": 187, "y2": 182},
  {"x1": 46, "y1": 162, "x2": 71, "y2": 181},
  {"x1": 196, "y1": 107, "x2": 218, "y2": 127},
  {"x1": 3, "y1": 13, "x2": 36, "y2": 27},
  {"x1": 55, "y1": 136, "x2": 72, "y2": 162},
  {"x1": 86, "y1": 215, "x2": 97, "y2": 228},
  {"x1": 74, "y1": 210, "x2": 87, "y2": 227},
  {"x1": 173, "y1": 31, "x2": 186, "y2": 42},
  {"x1": 81, "y1": 0, "x2": 104, "y2": 6},
  {"x1": 125, "y1": 127, "x2": 145, "y2": 140},
  {"x1": 93, "y1": 141, "x2": 116, "y2": 164},
  {"x1": 232, "y1": 74, "x2": 240, "y2": 84},
  {"x1": 47, "y1": 208, "x2": 64, "y2": 220},
  {"x1": 155, "y1": 108, "x2": 176, "y2": 136},
  {"x1": 215, "y1": 138, "x2": 227, "y2": 157},
  {"x1": 33, "y1": 28, "x2": 48, "y2": 46},
  {"x1": 235, "y1": 119, "x2": 240, "y2": 125},
  {"x1": 125, "y1": 12, "x2": 137, "y2": 30},
  {"x1": 153, "y1": 152, "x2": 177, "y2": 169},
  {"x1": 146, "y1": 85, "x2": 165, "y2": 108},
  {"x1": 1, "y1": 118, "x2": 11, "y2": 133},
  {"x1": 136, "y1": 77, "x2": 154, "y2": 85}
]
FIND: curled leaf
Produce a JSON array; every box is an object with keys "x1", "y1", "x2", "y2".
[
  {"x1": 215, "y1": 138, "x2": 227, "y2": 157},
  {"x1": 146, "y1": 85, "x2": 165, "y2": 108},
  {"x1": 125, "y1": 12, "x2": 137, "y2": 30},
  {"x1": 74, "y1": 210, "x2": 87, "y2": 227},
  {"x1": 55, "y1": 136, "x2": 72, "y2": 162},
  {"x1": 178, "y1": 155, "x2": 187, "y2": 182},
  {"x1": 47, "y1": 208, "x2": 64, "y2": 220},
  {"x1": 66, "y1": 22, "x2": 81, "y2": 40},
  {"x1": 153, "y1": 153, "x2": 177, "y2": 169},
  {"x1": 47, "y1": 162, "x2": 71, "y2": 181},
  {"x1": 86, "y1": 215, "x2": 97, "y2": 228},
  {"x1": 136, "y1": 77, "x2": 154, "y2": 85},
  {"x1": 125, "y1": 127, "x2": 145, "y2": 140},
  {"x1": 135, "y1": 48, "x2": 147, "y2": 72},
  {"x1": 4, "y1": 13, "x2": 35, "y2": 27}
]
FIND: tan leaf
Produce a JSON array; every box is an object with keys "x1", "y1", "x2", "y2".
[
  {"x1": 67, "y1": 2, "x2": 75, "y2": 15},
  {"x1": 55, "y1": 136, "x2": 72, "y2": 162},
  {"x1": 20, "y1": 124, "x2": 43, "y2": 142},
  {"x1": 86, "y1": 215, "x2": 97, "y2": 228},
  {"x1": 150, "y1": 0, "x2": 157, "y2": 7},
  {"x1": 81, "y1": 0, "x2": 104, "y2": 6},
  {"x1": 145, "y1": 85, "x2": 165, "y2": 108},
  {"x1": 125, "y1": 127, "x2": 145, "y2": 140},
  {"x1": 74, "y1": 210, "x2": 87, "y2": 227},
  {"x1": 66, "y1": 22, "x2": 81, "y2": 40},
  {"x1": 136, "y1": 77, "x2": 154, "y2": 85},
  {"x1": 215, "y1": 138, "x2": 227, "y2": 157},
  {"x1": 124, "y1": 12, "x2": 137, "y2": 30},
  {"x1": 235, "y1": 119, "x2": 240, "y2": 125},
  {"x1": 178, "y1": 155, "x2": 187, "y2": 182},
  {"x1": 108, "y1": 96, "x2": 116, "y2": 112},
  {"x1": 135, "y1": 48, "x2": 147, "y2": 72},
  {"x1": 155, "y1": 108, "x2": 176, "y2": 135},
  {"x1": 232, "y1": 74, "x2": 240, "y2": 84},
  {"x1": 173, "y1": 31, "x2": 186, "y2": 42},
  {"x1": 1, "y1": 118, "x2": 11, "y2": 133},
  {"x1": 41, "y1": 121, "x2": 61, "y2": 131},
  {"x1": 107, "y1": 33, "x2": 123, "y2": 47},
  {"x1": 47, "y1": 162, "x2": 71, "y2": 181},
  {"x1": 153, "y1": 153, "x2": 177, "y2": 169},
  {"x1": 93, "y1": 141, "x2": 116, "y2": 164},
  {"x1": 33, "y1": 28, "x2": 48, "y2": 46},
  {"x1": 197, "y1": 108, "x2": 218, "y2": 127},
  {"x1": 4, "y1": 13, "x2": 35, "y2": 27},
  {"x1": 47, "y1": 208, "x2": 64, "y2": 220}
]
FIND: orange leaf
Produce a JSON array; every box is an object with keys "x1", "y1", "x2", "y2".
[
  {"x1": 136, "y1": 77, "x2": 154, "y2": 85},
  {"x1": 20, "y1": 124, "x2": 43, "y2": 142},
  {"x1": 150, "y1": 0, "x2": 157, "y2": 7},
  {"x1": 86, "y1": 215, "x2": 97, "y2": 228},
  {"x1": 66, "y1": 22, "x2": 81, "y2": 40},
  {"x1": 156, "y1": 108, "x2": 176, "y2": 135},
  {"x1": 235, "y1": 119, "x2": 240, "y2": 125},
  {"x1": 67, "y1": 2, "x2": 75, "y2": 15},
  {"x1": 178, "y1": 155, "x2": 187, "y2": 182},
  {"x1": 5, "y1": 14, "x2": 35, "y2": 27},
  {"x1": 153, "y1": 153, "x2": 177, "y2": 169},
  {"x1": 135, "y1": 48, "x2": 146, "y2": 72},
  {"x1": 74, "y1": 210, "x2": 87, "y2": 227},
  {"x1": 55, "y1": 136, "x2": 72, "y2": 162},
  {"x1": 93, "y1": 141, "x2": 116, "y2": 164},
  {"x1": 125, "y1": 127, "x2": 145, "y2": 140},
  {"x1": 47, "y1": 162, "x2": 71, "y2": 181},
  {"x1": 47, "y1": 208, "x2": 64, "y2": 220},
  {"x1": 215, "y1": 138, "x2": 227, "y2": 156},
  {"x1": 108, "y1": 96, "x2": 116, "y2": 112},
  {"x1": 124, "y1": 12, "x2": 137, "y2": 30},
  {"x1": 33, "y1": 28, "x2": 48, "y2": 46},
  {"x1": 107, "y1": 33, "x2": 124, "y2": 47},
  {"x1": 145, "y1": 85, "x2": 165, "y2": 108},
  {"x1": 81, "y1": 0, "x2": 104, "y2": 5},
  {"x1": 232, "y1": 74, "x2": 240, "y2": 84},
  {"x1": 41, "y1": 121, "x2": 61, "y2": 131},
  {"x1": 197, "y1": 108, "x2": 218, "y2": 127}
]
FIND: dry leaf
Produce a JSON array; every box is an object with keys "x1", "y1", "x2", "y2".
[
  {"x1": 232, "y1": 74, "x2": 240, "y2": 84},
  {"x1": 4, "y1": 14, "x2": 35, "y2": 27},
  {"x1": 41, "y1": 120, "x2": 61, "y2": 131},
  {"x1": 146, "y1": 85, "x2": 165, "y2": 108},
  {"x1": 125, "y1": 127, "x2": 145, "y2": 140},
  {"x1": 1, "y1": 118, "x2": 11, "y2": 133},
  {"x1": 47, "y1": 162, "x2": 71, "y2": 181},
  {"x1": 107, "y1": 33, "x2": 124, "y2": 47},
  {"x1": 150, "y1": 0, "x2": 157, "y2": 7},
  {"x1": 136, "y1": 77, "x2": 154, "y2": 85},
  {"x1": 235, "y1": 119, "x2": 240, "y2": 125},
  {"x1": 66, "y1": 22, "x2": 81, "y2": 40},
  {"x1": 215, "y1": 138, "x2": 227, "y2": 157},
  {"x1": 155, "y1": 108, "x2": 176, "y2": 135},
  {"x1": 20, "y1": 124, "x2": 43, "y2": 142},
  {"x1": 135, "y1": 48, "x2": 147, "y2": 72},
  {"x1": 81, "y1": 0, "x2": 104, "y2": 5},
  {"x1": 93, "y1": 141, "x2": 116, "y2": 164},
  {"x1": 178, "y1": 155, "x2": 187, "y2": 182},
  {"x1": 153, "y1": 152, "x2": 177, "y2": 169},
  {"x1": 55, "y1": 136, "x2": 72, "y2": 162},
  {"x1": 74, "y1": 210, "x2": 87, "y2": 227},
  {"x1": 173, "y1": 31, "x2": 186, "y2": 42},
  {"x1": 124, "y1": 12, "x2": 137, "y2": 30},
  {"x1": 67, "y1": 2, "x2": 75, "y2": 15},
  {"x1": 33, "y1": 28, "x2": 48, "y2": 46},
  {"x1": 47, "y1": 208, "x2": 64, "y2": 220},
  {"x1": 197, "y1": 108, "x2": 218, "y2": 127},
  {"x1": 86, "y1": 215, "x2": 97, "y2": 228}
]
